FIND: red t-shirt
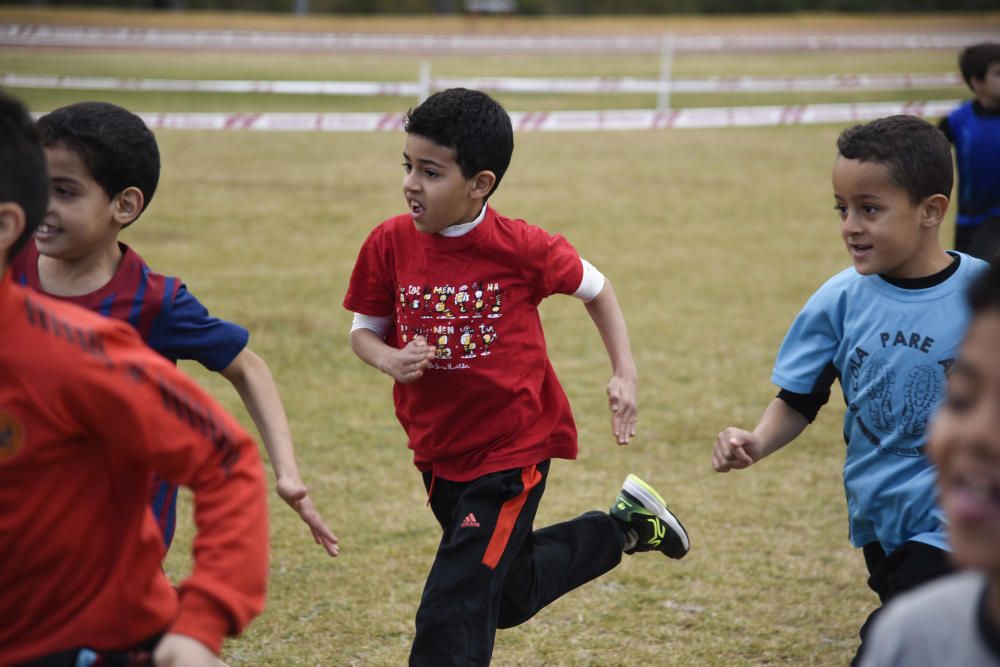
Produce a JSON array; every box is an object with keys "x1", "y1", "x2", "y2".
[
  {"x1": 343, "y1": 207, "x2": 584, "y2": 481},
  {"x1": 0, "y1": 271, "x2": 268, "y2": 665}
]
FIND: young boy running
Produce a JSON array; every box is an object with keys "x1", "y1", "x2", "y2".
[
  {"x1": 0, "y1": 90, "x2": 268, "y2": 667},
  {"x1": 938, "y1": 42, "x2": 1000, "y2": 259},
  {"x1": 861, "y1": 261, "x2": 1000, "y2": 666},
  {"x1": 11, "y1": 101, "x2": 337, "y2": 556},
  {"x1": 343, "y1": 88, "x2": 689, "y2": 666},
  {"x1": 711, "y1": 115, "x2": 989, "y2": 665}
]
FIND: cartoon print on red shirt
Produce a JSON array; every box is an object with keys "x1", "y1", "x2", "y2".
[{"x1": 398, "y1": 280, "x2": 504, "y2": 362}]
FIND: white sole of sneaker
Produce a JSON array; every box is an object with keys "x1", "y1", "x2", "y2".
[{"x1": 624, "y1": 474, "x2": 690, "y2": 553}]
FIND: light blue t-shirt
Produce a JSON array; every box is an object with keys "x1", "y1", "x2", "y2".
[{"x1": 772, "y1": 254, "x2": 988, "y2": 554}]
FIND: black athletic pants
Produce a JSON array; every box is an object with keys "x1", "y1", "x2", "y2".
[
  {"x1": 850, "y1": 540, "x2": 953, "y2": 666},
  {"x1": 409, "y1": 460, "x2": 626, "y2": 667},
  {"x1": 25, "y1": 634, "x2": 162, "y2": 666}
]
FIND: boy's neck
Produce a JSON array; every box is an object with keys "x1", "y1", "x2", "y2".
[
  {"x1": 882, "y1": 246, "x2": 952, "y2": 282},
  {"x1": 37, "y1": 241, "x2": 124, "y2": 297},
  {"x1": 976, "y1": 96, "x2": 1000, "y2": 112}
]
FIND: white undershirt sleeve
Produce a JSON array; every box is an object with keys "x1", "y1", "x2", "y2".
[
  {"x1": 572, "y1": 258, "x2": 606, "y2": 302},
  {"x1": 351, "y1": 312, "x2": 393, "y2": 339}
]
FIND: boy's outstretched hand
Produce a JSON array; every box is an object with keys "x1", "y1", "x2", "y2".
[
  {"x1": 607, "y1": 373, "x2": 638, "y2": 445},
  {"x1": 277, "y1": 477, "x2": 339, "y2": 557},
  {"x1": 712, "y1": 428, "x2": 761, "y2": 472},
  {"x1": 378, "y1": 335, "x2": 436, "y2": 383}
]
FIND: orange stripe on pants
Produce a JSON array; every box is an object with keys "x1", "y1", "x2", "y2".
[{"x1": 481, "y1": 465, "x2": 542, "y2": 570}]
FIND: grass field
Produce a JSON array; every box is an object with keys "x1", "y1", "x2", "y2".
[{"x1": 4, "y1": 8, "x2": 995, "y2": 666}]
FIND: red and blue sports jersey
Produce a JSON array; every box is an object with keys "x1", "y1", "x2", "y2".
[{"x1": 11, "y1": 241, "x2": 249, "y2": 548}]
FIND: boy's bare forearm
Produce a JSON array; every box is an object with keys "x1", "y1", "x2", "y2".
[
  {"x1": 220, "y1": 347, "x2": 298, "y2": 481},
  {"x1": 350, "y1": 327, "x2": 392, "y2": 373},
  {"x1": 584, "y1": 279, "x2": 637, "y2": 377},
  {"x1": 714, "y1": 397, "x2": 809, "y2": 472},
  {"x1": 752, "y1": 397, "x2": 810, "y2": 460}
]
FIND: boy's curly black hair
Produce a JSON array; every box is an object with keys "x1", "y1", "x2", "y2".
[
  {"x1": 37, "y1": 101, "x2": 160, "y2": 223},
  {"x1": 958, "y1": 42, "x2": 1000, "y2": 90},
  {"x1": 404, "y1": 88, "x2": 513, "y2": 200},
  {"x1": 836, "y1": 115, "x2": 953, "y2": 206},
  {"x1": 969, "y1": 260, "x2": 1000, "y2": 314}
]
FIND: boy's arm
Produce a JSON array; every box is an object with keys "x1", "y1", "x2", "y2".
[
  {"x1": 350, "y1": 327, "x2": 436, "y2": 384},
  {"x1": 712, "y1": 397, "x2": 809, "y2": 472},
  {"x1": 583, "y1": 279, "x2": 639, "y2": 445},
  {"x1": 79, "y1": 325, "x2": 269, "y2": 655},
  {"x1": 220, "y1": 347, "x2": 339, "y2": 557}
]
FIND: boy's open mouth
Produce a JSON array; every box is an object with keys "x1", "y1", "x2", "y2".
[
  {"x1": 945, "y1": 471, "x2": 1000, "y2": 523},
  {"x1": 848, "y1": 242, "x2": 872, "y2": 257},
  {"x1": 35, "y1": 223, "x2": 62, "y2": 236},
  {"x1": 409, "y1": 200, "x2": 425, "y2": 217}
]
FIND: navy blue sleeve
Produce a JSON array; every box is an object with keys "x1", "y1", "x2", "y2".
[
  {"x1": 776, "y1": 362, "x2": 838, "y2": 423},
  {"x1": 148, "y1": 282, "x2": 249, "y2": 372}
]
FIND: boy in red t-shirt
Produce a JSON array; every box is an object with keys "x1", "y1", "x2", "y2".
[
  {"x1": 343, "y1": 88, "x2": 690, "y2": 665},
  {"x1": 0, "y1": 91, "x2": 268, "y2": 667}
]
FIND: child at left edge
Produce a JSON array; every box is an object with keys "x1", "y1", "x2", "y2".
[{"x1": 10, "y1": 101, "x2": 339, "y2": 557}]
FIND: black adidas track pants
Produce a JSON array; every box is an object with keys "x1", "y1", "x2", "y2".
[{"x1": 410, "y1": 460, "x2": 625, "y2": 667}]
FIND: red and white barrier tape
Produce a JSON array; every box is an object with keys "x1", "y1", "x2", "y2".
[
  {"x1": 63, "y1": 100, "x2": 957, "y2": 133},
  {"x1": 2, "y1": 72, "x2": 963, "y2": 96},
  {"x1": 2, "y1": 24, "x2": 996, "y2": 54}
]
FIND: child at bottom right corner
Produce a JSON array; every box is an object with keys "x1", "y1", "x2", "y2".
[
  {"x1": 861, "y1": 261, "x2": 1000, "y2": 667},
  {"x1": 711, "y1": 115, "x2": 989, "y2": 666},
  {"x1": 938, "y1": 42, "x2": 1000, "y2": 260}
]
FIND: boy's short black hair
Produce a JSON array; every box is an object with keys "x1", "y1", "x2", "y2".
[
  {"x1": 37, "y1": 101, "x2": 160, "y2": 220},
  {"x1": 836, "y1": 115, "x2": 953, "y2": 205},
  {"x1": 0, "y1": 91, "x2": 48, "y2": 261},
  {"x1": 403, "y1": 88, "x2": 513, "y2": 199},
  {"x1": 968, "y1": 261, "x2": 1000, "y2": 315},
  {"x1": 958, "y1": 42, "x2": 1000, "y2": 89}
]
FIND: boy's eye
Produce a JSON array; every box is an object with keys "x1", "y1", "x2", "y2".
[
  {"x1": 402, "y1": 162, "x2": 412, "y2": 173},
  {"x1": 862, "y1": 205, "x2": 879, "y2": 215},
  {"x1": 424, "y1": 170, "x2": 438, "y2": 179},
  {"x1": 945, "y1": 390, "x2": 975, "y2": 414},
  {"x1": 834, "y1": 204, "x2": 847, "y2": 219}
]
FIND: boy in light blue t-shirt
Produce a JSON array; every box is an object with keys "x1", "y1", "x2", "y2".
[{"x1": 712, "y1": 115, "x2": 988, "y2": 666}]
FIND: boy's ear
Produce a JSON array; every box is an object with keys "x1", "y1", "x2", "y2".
[
  {"x1": 0, "y1": 202, "x2": 26, "y2": 262},
  {"x1": 469, "y1": 170, "x2": 497, "y2": 200},
  {"x1": 112, "y1": 186, "x2": 145, "y2": 227},
  {"x1": 919, "y1": 193, "x2": 950, "y2": 229}
]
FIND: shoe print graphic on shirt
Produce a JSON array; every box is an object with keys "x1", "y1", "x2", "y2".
[
  {"x1": 865, "y1": 357, "x2": 896, "y2": 433},
  {"x1": 900, "y1": 365, "x2": 940, "y2": 438}
]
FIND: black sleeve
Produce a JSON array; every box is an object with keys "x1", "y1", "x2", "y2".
[
  {"x1": 938, "y1": 117, "x2": 954, "y2": 143},
  {"x1": 776, "y1": 362, "x2": 838, "y2": 423}
]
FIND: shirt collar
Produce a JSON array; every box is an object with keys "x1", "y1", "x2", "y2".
[{"x1": 438, "y1": 203, "x2": 487, "y2": 238}]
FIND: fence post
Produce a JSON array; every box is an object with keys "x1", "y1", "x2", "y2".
[
  {"x1": 419, "y1": 61, "x2": 432, "y2": 103},
  {"x1": 657, "y1": 31, "x2": 675, "y2": 111}
]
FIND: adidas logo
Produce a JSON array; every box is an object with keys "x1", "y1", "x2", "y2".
[{"x1": 460, "y1": 513, "x2": 480, "y2": 528}]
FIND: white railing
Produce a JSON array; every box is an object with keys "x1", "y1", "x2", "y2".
[
  {"x1": 30, "y1": 99, "x2": 958, "y2": 133},
  {"x1": 2, "y1": 72, "x2": 963, "y2": 96},
  {"x1": 2, "y1": 24, "x2": 995, "y2": 53}
]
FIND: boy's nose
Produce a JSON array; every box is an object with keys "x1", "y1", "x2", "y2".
[
  {"x1": 841, "y1": 211, "x2": 862, "y2": 235},
  {"x1": 403, "y1": 172, "x2": 419, "y2": 193}
]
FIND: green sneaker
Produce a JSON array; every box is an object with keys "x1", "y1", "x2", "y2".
[{"x1": 610, "y1": 474, "x2": 690, "y2": 559}]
